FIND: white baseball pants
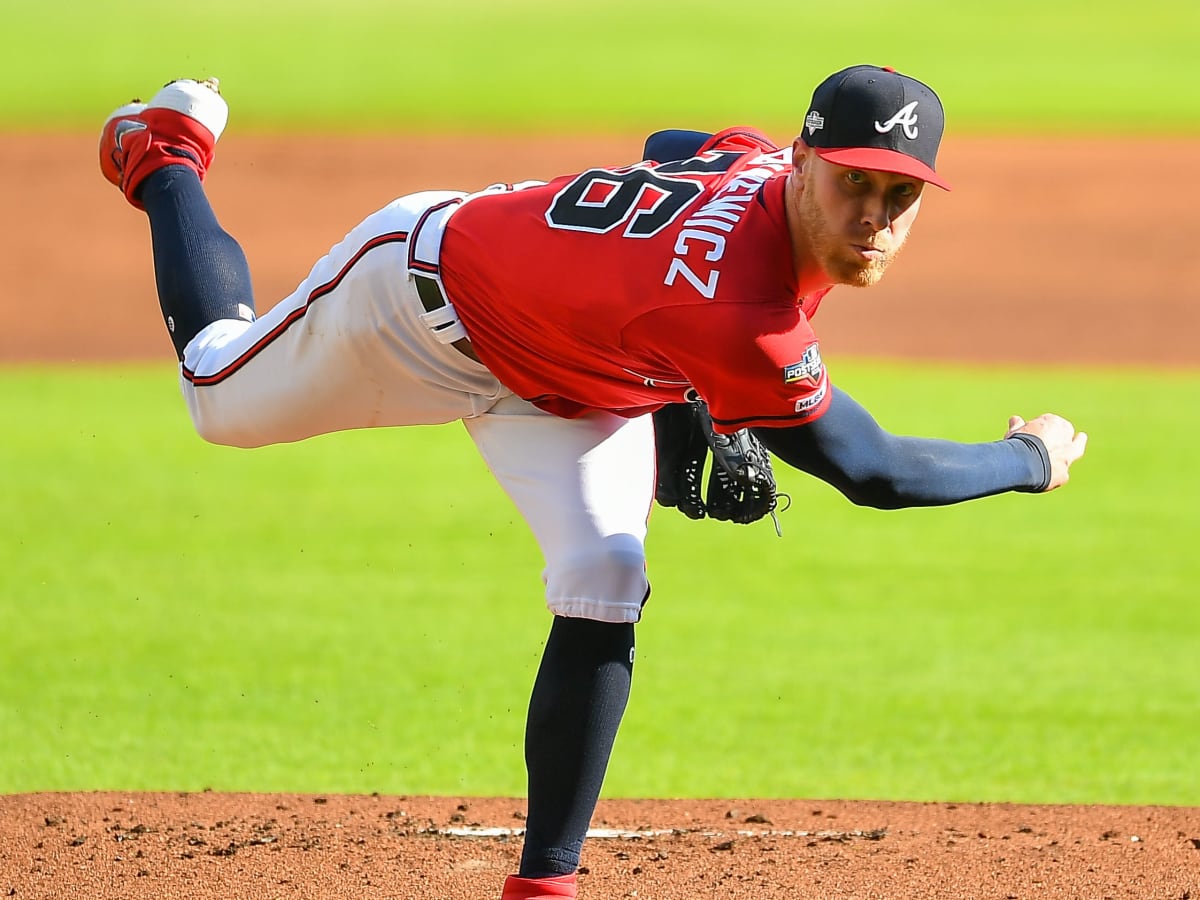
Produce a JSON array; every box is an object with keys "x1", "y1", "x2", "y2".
[{"x1": 179, "y1": 191, "x2": 654, "y2": 624}]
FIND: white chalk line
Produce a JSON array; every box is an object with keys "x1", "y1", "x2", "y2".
[{"x1": 435, "y1": 826, "x2": 884, "y2": 840}]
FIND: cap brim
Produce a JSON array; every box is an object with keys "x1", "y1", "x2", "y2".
[{"x1": 814, "y1": 146, "x2": 951, "y2": 191}]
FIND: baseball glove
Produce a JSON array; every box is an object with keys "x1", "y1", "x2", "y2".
[{"x1": 653, "y1": 399, "x2": 781, "y2": 530}]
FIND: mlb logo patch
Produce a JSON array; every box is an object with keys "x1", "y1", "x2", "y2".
[
  {"x1": 794, "y1": 383, "x2": 828, "y2": 413},
  {"x1": 783, "y1": 344, "x2": 824, "y2": 384}
]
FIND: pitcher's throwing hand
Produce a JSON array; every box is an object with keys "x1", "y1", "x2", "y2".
[{"x1": 1006, "y1": 414, "x2": 1088, "y2": 491}]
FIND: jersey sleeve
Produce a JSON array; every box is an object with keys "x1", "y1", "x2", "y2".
[{"x1": 625, "y1": 302, "x2": 832, "y2": 432}]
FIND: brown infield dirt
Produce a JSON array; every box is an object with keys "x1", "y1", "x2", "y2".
[{"x1": 2, "y1": 132, "x2": 1199, "y2": 899}]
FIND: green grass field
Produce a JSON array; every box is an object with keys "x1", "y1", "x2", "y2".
[
  {"x1": 2, "y1": 364, "x2": 1197, "y2": 803},
  {"x1": 3, "y1": 0, "x2": 1199, "y2": 133},
  {"x1": 2, "y1": 0, "x2": 1198, "y2": 805}
]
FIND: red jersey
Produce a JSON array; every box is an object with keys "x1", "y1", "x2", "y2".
[{"x1": 439, "y1": 129, "x2": 832, "y2": 432}]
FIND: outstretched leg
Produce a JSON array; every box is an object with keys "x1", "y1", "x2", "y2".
[
  {"x1": 99, "y1": 79, "x2": 251, "y2": 359},
  {"x1": 101, "y1": 79, "x2": 504, "y2": 448}
]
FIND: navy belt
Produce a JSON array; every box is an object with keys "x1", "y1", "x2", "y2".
[{"x1": 413, "y1": 274, "x2": 480, "y2": 363}]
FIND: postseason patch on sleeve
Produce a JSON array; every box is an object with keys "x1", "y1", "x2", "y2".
[{"x1": 783, "y1": 343, "x2": 824, "y2": 384}]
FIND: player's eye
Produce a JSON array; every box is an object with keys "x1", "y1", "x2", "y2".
[{"x1": 846, "y1": 170, "x2": 867, "y2": 185}]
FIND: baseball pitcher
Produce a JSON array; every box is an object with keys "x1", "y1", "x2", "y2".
[{"x1": 98, "y1": 65, "x2": 1086, "y2": 900}]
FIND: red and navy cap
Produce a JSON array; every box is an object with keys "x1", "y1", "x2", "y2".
[{"x1": 801, "y1": 65, "x2": 951, "y2": 191}]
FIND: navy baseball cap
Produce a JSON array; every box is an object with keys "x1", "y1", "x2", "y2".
[{"x1": 801, "y1": 65, "x2": 951, "y2": 190}]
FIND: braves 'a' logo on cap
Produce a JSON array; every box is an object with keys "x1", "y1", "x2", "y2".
[{"x1": 874, "y1": 101, "x2": 920, "y2": 140}]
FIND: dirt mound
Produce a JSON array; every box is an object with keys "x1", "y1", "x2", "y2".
[{"x1": 5, "y1": 793, "x2": 1198, "y2": 899}]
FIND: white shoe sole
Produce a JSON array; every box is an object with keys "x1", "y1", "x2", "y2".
[{"x1": 146, "y1": 78, "x2": 228, "y2": 141}]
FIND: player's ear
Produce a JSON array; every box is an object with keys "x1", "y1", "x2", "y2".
[{"x1": 791, "y1": 138, "x2": 812, "y2": 177}]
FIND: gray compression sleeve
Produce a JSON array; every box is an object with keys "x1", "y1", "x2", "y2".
[{"x1": 752, "y1": 386, "x2": 1051, "y2": 509}]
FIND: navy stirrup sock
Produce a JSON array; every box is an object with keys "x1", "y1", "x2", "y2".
[
  {"x1": 520, "y1": 616, "x2": 635, "y2": 877},
  {"x1": 139, "y1": 165, "x2": 255, "y2": 360}
]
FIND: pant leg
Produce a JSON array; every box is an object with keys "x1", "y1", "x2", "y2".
[
  {"x1": 464, "y1": 399, "x2": 656, "y2": 877},
  {"x1": 180, "y1": 191, "x2": 506, "y2": 448},
  {"x1": 463, "y1": 397, "x2": 655, "y2": 623}
]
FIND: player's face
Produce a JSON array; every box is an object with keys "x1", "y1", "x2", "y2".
[{"x1": 793, "y1": 149, "x2": 924, "y2": 288}]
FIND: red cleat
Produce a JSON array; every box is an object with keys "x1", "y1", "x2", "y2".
[
  {"x1": 98, "y1": 77, "x2": 228, "y2": 209},
  {"x1": 500, "y1": 871, "x2": 579, "y2": 899}
]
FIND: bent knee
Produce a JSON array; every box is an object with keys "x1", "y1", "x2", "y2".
[
  {"x1": 544, "y1": 536, "x2": 649, "y2": 624},
  {"x1": 188, "y1": 407, "x2": 266, "y2": 448},
  {"x1": 179, "y1": 320, "x2": 273, "y2": 448},
  {"x1": 183, "y1": 385, "x2": 271, "y2": 449}
]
